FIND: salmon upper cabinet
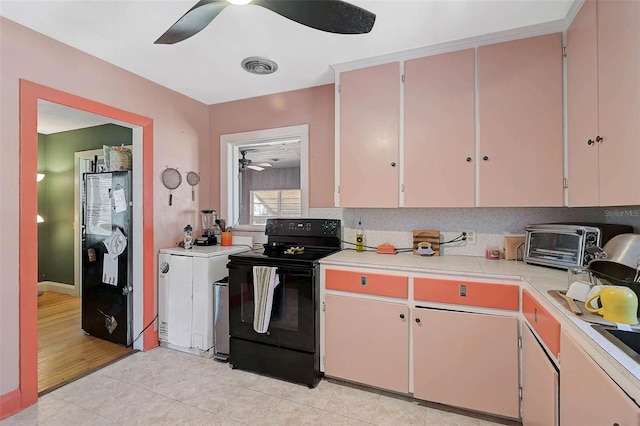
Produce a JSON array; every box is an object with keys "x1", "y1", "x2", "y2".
[
  {"x1": 560, "y1": 331, "x2": 640, "y2": 425},
  {"x1": 567, "y1": 0, "x2": 640, "y2": 206},
  {"x1": 403, "y1": 49, "x2": 476, "y2": 207},
  {"x1": 338, "y1": 62, "x2": 400, "y2": 207},
  {"x1": 477, "y1": 33, "x2": 563, "y2": 207},
  {"x1": 338, "y1": 33, "x2": 563, "y2": 208}
]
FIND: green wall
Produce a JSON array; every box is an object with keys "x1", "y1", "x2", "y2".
[
  {"x1": 38, "y1": 134, "x2": 47, "y2": 281},
  {"x1": 37, "y1": 124, "x2": 132, "y2": 285}
]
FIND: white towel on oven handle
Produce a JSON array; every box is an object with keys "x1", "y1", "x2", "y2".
[{"x1": 253, "y1": 266, "x2": 280, "y2": 333}]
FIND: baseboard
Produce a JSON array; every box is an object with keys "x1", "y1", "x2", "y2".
[
  {"x1": 0, "y1": 388, "x2": 22, "y2": 420},
  {"x1": 38, "y1": 281, "x2": 78, "y2": 297}
]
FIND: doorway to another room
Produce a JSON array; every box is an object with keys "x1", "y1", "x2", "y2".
[
  {"x1": 36, "y1": 121, "x2": 135, "y2": 394},
  {"x1": 19, "y1": 81, "x2": 156, "y2": 408}
]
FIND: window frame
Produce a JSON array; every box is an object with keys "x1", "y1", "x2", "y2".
[{"x1": 220, "y1": 125, "x2": 309, "y2": 232}]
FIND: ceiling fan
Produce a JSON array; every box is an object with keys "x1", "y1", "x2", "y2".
[
  {"x1": 239, "y1": 149, "x2": 273, "y2": 172},
  {"x1": 155, "y1": 0, "x2": 376, "y2": 45}
]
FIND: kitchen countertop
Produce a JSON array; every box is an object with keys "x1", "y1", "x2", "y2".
[
  {"x1": 320, "y1": 250, "x2": 640, "y2": 404},
  {"x1": 159, "y1": 236, "x2": 255, "y2": 257}
]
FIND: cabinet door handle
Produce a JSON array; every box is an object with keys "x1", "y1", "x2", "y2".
[
  {"x1": 399, "y1": 314, "x2": 405, "y2": 319},
  {"x1": 466, "y1": 157, "x2": 472, "y2": 162},
  {"x1": 596, "y1": 135, "x2": 604, "y2": 143},
  {"x1": 415, "y1": 318, "x2": 421, "y2": 323},
  {"x1": 482, "y1": 156, "x2": 489, "y2": 161},
  {"x1": 390, "y1": 162, "x2": 397, "y2": 167},
  {"x1": 587, "y1": 139, "x2": 595, "y2": 145}
]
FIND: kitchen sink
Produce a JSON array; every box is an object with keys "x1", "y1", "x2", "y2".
[{"x1": 592, "y1": 325, "x2": 640, "y2": 365}]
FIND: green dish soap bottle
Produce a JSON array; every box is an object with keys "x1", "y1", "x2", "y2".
[{"x1": 356, "y1": 219, "x2": 364, "y2": 252}]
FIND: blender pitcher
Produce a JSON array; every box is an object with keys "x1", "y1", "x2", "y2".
[{"x1": 195, "y1": 209, "x2": 220, "y2": 246}]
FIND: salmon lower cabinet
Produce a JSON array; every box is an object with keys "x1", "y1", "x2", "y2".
[
  {"x1": 324, "y1": 294, "x2": 409, "y2": 393},
  {"x1": 521, "y1": 323, "x2": 559, "y2": 426},
  {"x1": 560, "y1": 331, "x2": 640, "y2": 425},
  {"x1": 412, "y1": 307, "x2": 520, "y2": 419}
]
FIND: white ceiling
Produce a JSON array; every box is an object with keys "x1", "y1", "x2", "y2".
[
  {"x1": 241, "y1": 139, "x2": 301, "y2": 169},
  {"x1": 37, "y1": 100, "x2": 117, "y2": 134},
  {"x1": 1, "y1": 0, "x2": 576, "y2": 107}
]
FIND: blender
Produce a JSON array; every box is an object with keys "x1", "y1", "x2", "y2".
[{"x1": 195, "y1": 209, "x2": 221, "y2": 246}]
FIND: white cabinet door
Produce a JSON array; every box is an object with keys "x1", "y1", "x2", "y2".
[{"x1": 167, "y1": 254, "x2": 193, "y2": 348}]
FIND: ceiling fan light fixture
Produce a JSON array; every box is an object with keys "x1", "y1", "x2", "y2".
[
  {"x1": 241, "y1": 57, "x2": 278, "y2": 75},
  {"x1": 227, "y1": 0, "x2": 252, "y2": 4}
]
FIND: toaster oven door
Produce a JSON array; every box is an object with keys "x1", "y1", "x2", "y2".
[{"x1": 525, "y1": 231, "x2": 584, "y2": 269}]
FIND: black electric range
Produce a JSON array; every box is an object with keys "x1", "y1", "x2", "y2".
[{"x1": 227, "y1": 218, "x2": 341, "y2": 388}]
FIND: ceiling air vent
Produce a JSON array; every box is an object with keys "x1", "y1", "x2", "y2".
[{"x1": 241, "y1": 57, "x2": 278, "y2": 75}]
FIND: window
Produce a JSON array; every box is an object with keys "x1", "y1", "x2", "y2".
[
  {"x1": 220, "y1": 125, "x2": 309, "y2": 231},
  {"x1": 250, "y1": 190, "x2": 302, "y2": 225}
]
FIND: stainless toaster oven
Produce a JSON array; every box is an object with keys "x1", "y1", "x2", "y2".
[{"x1": 524, "y1": 223, "x2": 633, "y2": 269}]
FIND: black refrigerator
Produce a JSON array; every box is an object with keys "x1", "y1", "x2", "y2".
[{"x1": 82, "y1": 171, "x2": 132, "y2": 346}]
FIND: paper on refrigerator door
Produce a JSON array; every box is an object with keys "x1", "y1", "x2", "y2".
[
  {"x1": 103, "y1": 227, "x2": 127, "y2": 259},
  {"x1": 86, "y1": 173, "x2": 112, "y2": 236},
  {"x1": 113, "y1": 187, "x2": 127, "y2": 213},
  {"x1": 102, "y1": 253, "x2": 118, "y2": 286}
]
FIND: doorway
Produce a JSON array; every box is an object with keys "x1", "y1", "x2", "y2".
[
  {"x1": 36, "y1": 133, "x2": 135, "y2": 394},
  {"x1": 18, "y1": 80, "x2": 157, "y2": 409}
]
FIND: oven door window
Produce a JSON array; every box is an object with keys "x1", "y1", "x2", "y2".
[{"x1": 228, "y1": 264, "x2": 316, "y2": 352}]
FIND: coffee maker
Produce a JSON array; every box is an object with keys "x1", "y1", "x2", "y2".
[{"x1": 195, "y1": 209, "x2": 221, "y2": 246}]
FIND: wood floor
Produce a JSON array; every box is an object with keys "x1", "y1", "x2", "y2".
[{"x1": 38, "y1": 291, "x2": 134, "y2": 394}]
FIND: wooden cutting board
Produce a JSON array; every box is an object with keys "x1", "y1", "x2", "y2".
[{"x1": 413, "y1": 230, "x2": 440, "y2": 256}]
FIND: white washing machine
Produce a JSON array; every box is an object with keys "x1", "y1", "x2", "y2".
[{"x1": 158, "y1": 237, "x2": 252, "y2": 357}]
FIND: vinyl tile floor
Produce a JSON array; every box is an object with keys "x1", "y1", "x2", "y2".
[{"x1": 2, "y1": 347, "x2": 521, "y2": 426}]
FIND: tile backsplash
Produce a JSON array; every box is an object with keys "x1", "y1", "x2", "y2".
[
  {"x1": 235, "y1": 206, "x2": 639, "y2": 257},
  {"x1": 314, "y1": 206, "x2": 640, "y2": 257}
]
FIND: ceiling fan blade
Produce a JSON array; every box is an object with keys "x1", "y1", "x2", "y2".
[
  {"x1": 248, "y1": 165, "x2": 265, "y2": 171},
  {"x1": 155, "y1": 0, "x2": 228, "y2": 45},
  {"x1": 254, "y1": 0, "x2": 375, "y2": 34},
  {"x1": 253, "y1": 162, "x2": 273, "y2": 167}
]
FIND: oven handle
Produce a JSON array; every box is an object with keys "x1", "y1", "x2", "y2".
[{"x1": 227, "y1": 263, "x2": 315, "y2": 277}]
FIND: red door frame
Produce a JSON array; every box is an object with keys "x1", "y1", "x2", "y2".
[{"x1": 17, "y1": 80, "x2": 157, "y2": 410}]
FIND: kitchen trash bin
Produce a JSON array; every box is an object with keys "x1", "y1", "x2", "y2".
[{"x1": 213, "y1": 276, "x2": 230, "y2": 361}]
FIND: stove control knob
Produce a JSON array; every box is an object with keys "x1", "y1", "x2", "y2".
[{"x1": 321, "y1": 220, "x2": 338, "y2": 236}]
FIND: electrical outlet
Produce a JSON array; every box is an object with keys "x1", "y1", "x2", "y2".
[{"x1": 465, "y1": 230, "x2": 477, "y2": 245}]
